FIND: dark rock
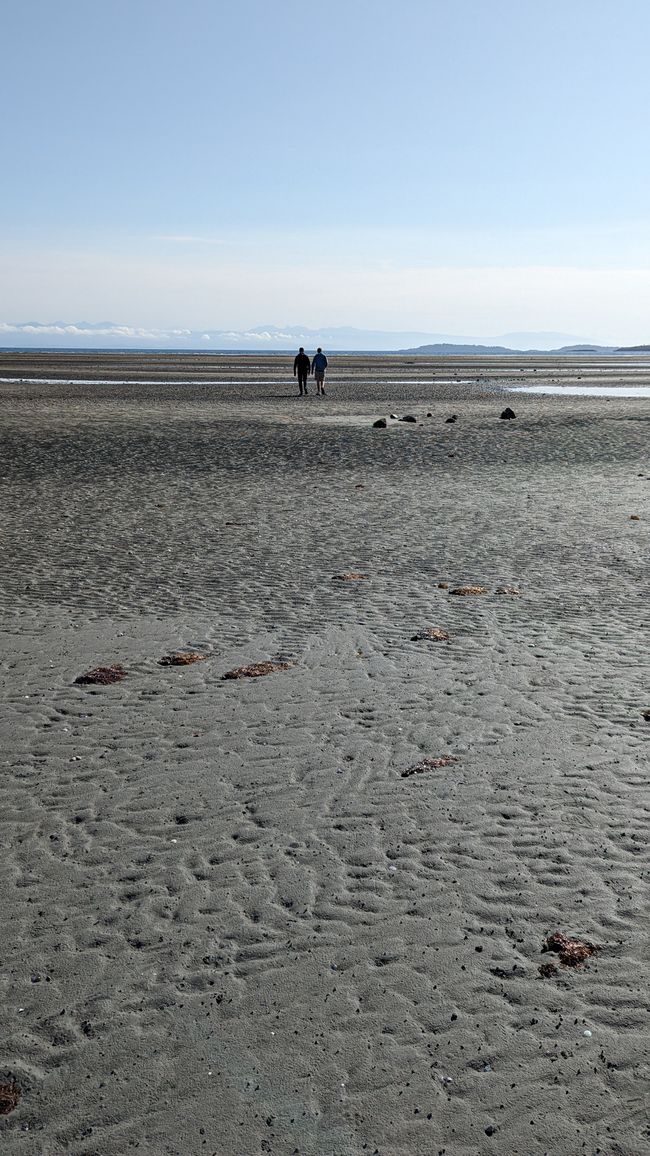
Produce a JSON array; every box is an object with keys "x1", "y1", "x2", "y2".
[
  {"x1": 400, "y1": 414, "x2": 417, "y2": 423},
  {"x1": 389, "y1": 413, "x2": 398, "y2": 419},
  {"x1": 426, "y1": 411, "x2": 433, "y2": 417},
  {"x1": 411, "y1": 627, "x2": 451, "y2": 642},
  {"x1": 372, "y1": 417, "x2": 387, "y2": 428},
  {"x1": 445, "y1": 415, "x2": 458, "y2": 423},
  {"x1": 500, "y1": 407, "x2": 516, "y2": 420}
]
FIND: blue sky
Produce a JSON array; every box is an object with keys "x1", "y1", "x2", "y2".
[{"x1": 3, "y1": 0, "x2": 650, "y2": 341}]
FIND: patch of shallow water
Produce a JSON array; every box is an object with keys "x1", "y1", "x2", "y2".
[{"x1": 512, "y1": 385, "x2": 650, "y2": 397}]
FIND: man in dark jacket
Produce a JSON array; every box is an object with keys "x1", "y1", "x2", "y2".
[{"x1": 293, "y1": 347, "x2": 311, "y2": 395}]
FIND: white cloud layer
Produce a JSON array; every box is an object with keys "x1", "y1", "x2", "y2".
[
  {"x1": 3, "y1": 244, "x2": 650, "y2": 344},
  {"x1": 0, "y1": 322, "x2": 186, "y2": 339}
]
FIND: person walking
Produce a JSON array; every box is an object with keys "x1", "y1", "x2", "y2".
[
  {"x1": 293, "y1": 347, "x2": 311, "y2": 396},
  {"x1": 312, "y1": 347, "x2": 328, "y2": 395}
]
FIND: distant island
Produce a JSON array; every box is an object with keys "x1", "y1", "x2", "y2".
[{"x1": 399, "y1": 343, "x2": 615, "y2": 355}]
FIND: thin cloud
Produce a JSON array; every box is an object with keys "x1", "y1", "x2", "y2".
[
  {"x1": 152, "y1": 235, "x2": 227, "y2": 245},
  {"x1": 0, "y1": 321, "x2": 167, "y2": 339}
]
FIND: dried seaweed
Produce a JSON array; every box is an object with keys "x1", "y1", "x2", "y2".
[
  {"x1": 332, "y1": 572, "x2": 368, "y2": 581},
  {"x1": 450, "y1": 586, "x2": 489, "y2": 596},
  {"x1": 159, "y1": 652, "x2": 207, "y2": 667},
  {"x1": 0, "y1": 1082, "x2": 21, "y2": 1116},
  {"x1": 541, "y1": 932, "x2": 598, "y2": 968},
  {"x1": 75, "y1": 665, "x2": 126, "y2": 685},
  {"x1": 411, "y1": 627, "x2": 451, "y2": 642},
  {"x1": 401, "y1": 755, "x2": 458, "y2": 778},
  {"x1": 495, "y1": 586, "x2": 522, "y2": 596},
  {"x1": 223, "y1": 661, "x2": 294, "y2": 680}
]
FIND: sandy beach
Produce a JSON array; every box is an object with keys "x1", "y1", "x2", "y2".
[{"x1": 0, "y1": 353, "x2": 648, "y2": 1156}]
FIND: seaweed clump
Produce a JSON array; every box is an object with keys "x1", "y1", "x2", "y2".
[
  {"x1": 402, "y1": 756, "x2": 458, "y2": 778},
  {"x1": 75, "y1": 665, "x2": 126, "y2": 685},
  {"x1": 0, "y1": 1082, "x2": 21, "y2": 1115},
  {"x1": 159, "y1": 652, "x2": 207, "y2": 666},
  {"x1": 542, "y1": 932, "x2": 598, "y2": 969},
  {"x1": 223, "y1": 662, "x2": 294, "y2": 680}
]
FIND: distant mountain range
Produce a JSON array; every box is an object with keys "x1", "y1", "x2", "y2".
[{"x1": 0, "y1": 320, "x2": 639, "y2": 353}]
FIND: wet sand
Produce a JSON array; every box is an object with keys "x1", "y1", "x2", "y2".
[{"x1": 0, "y1": 353, "x2": 648, "y2": 1155}]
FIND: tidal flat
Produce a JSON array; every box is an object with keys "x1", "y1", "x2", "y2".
[{"x1": 0, "y1": 352, "x2": 648, "y2": 1155}]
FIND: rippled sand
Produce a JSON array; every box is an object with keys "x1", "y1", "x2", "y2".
[{"x1": 0, "y1": 354, "x2": 648, "y2": 1155}]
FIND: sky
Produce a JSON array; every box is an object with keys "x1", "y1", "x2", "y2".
[{"x1": 3, "y1": 0, "x2": 650, "y2": 344}]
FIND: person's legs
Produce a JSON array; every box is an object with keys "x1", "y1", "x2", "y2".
[{"x1": 298, "y1": 371, "x2": 307, "y2": 394}]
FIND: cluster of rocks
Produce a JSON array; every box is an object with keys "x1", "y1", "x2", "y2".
[{"x1": 373, "y1": 408, "x2": 516, "y2": 428}]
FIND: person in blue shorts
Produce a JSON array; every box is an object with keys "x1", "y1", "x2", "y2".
[{"x1": 312, "y1": 347, "x2": 328, "y2": 395}]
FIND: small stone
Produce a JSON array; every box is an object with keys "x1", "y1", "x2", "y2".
[
  {"x1": 445, "y1": 415, "x2": 458, "y2": 423},
  {"x1": 500, "y1": 407, "x2": 517, "y2": 420},
  {"x1": 485, "y1": 1125, "x2": 497, "y2": 1136},
  {"x1": 372, "y1": 418, "x2": 387, "y2": 428},
  {"x1": 400, "y1": 414, "x2": 417, "y2": 423}
]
